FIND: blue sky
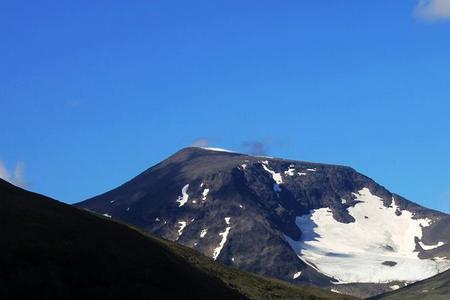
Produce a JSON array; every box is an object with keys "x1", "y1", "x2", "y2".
[{"x1": 1, "y1": 1, "x2": 450, "y2": 212}]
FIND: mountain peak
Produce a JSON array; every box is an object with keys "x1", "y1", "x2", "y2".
[{"x1": 77, "y1": 148, "x2": 450, "y2": 298}]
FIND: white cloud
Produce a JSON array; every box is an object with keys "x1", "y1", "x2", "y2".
[
  {"x1": 414, "y1": 0, "x2": 450, "y2": 21},
  {"x1": 0, "y1": 161, "x2": 27, "y2": 188},
  {"x1": 190, "y1": 138, "x2": 210, "y2": 147}
]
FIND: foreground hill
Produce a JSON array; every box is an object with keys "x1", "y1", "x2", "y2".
[
  {"x1": 0, "y1": 179, "x2": 352, "y2": 300},
  {"x1": 78, "y1": 147, "x2": 450, "y2": 298},
  {"x1": 372, "y1": 269, "x2": 450, "y2": 300}
]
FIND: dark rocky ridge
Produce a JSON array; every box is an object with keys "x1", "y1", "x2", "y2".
[{"x1": 77, "y1": 147, "x2": 450, "y2": 298}]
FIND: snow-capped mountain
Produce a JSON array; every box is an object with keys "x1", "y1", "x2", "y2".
[{"x1": 77, "y1": 147, "x2": 450, "y2": 298}]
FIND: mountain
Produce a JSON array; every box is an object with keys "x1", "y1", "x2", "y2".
[
  {"x1": 372, "y1": 269, "x2": 450, "y2": 300},
  {"x1": 0, "y1": 178, "x2": 353, "y2": 300},
  {"x1": 78, "y1": 147, "x2": 450, "y2": 298}
]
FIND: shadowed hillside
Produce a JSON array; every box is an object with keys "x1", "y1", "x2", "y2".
[{"x1": 0, "y1": 179, "x2": 352, "y2": 300}]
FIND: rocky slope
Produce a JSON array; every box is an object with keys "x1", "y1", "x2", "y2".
[
  {"x1": 0, "y1": 178, "x2": 352, "y2": 300},
  {"x1": 78, "y1": 147, "x2": 450, "y2": 298}
]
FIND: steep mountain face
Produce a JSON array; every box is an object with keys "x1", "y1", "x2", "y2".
[
  {"x1": 0, "y1": 179, "x2": 353, "y2": 300},
  {"x1": 78, "y1": 147, "x2": 450, "y2": 298}
]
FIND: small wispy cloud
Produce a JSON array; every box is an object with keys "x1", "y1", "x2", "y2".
[
  {"x1": 190, "y1": 138, "x2": 210, "y2": 147},
  {"x1": 0, "y1": 160, "x2": 27, "y2": 188},
  {"x1": 241, "y1": 139, "x2": 272, "y2": 156},
  {"x1": 414, "y1": 0, "x2": 450, "y2": 21}
]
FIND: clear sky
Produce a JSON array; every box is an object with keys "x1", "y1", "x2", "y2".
[{"x1": 1, "y1": 1, "x2": 450, "y2": 212}]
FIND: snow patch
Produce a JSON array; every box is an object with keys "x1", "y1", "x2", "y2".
[
  {"x1": 262, "y1": 164, "x2": 283, "y2": 184},
  {"x1": 284, "y1": 167, "x2": 295, "y2": 176},
  {"x1": 341, "y1": 198, "x2": 347, "y2": 204},
  {"x1": 201, "y1": 147, "x2": 234, "y2": 153},
  {"x1": 241, "y1": 164, "x2": 247, "y2": 169},
  {"x1": 434, "y1": 256, "x2": 448, "y2": 262},
  {"x1": 176, "y1": 184, "x2": 190, "y2": 207},
  {"x1": 390, "y1": 285, "x2": 400, "y2": 290},
  {"x1": 239, "y1": 204, "x2": 244, "y2": 208},
  {"x1": 285, "y1": 188, "x2": 450, "y2": 283},
  {"x1": 202, "y1": 188, "x2": 209, "y2": 201},
  {"x1": 419, "y1": 241, "x2": 445, "y2": 250},
  {"x1": 110, "y1": 200, "x2": 115, "y2": 204},
  {"x1": 155, "y1": 217, "x2": 160, "y2": 222},
  {"x1": 307, "y1": 168, "x2": 317, "y2": 172},
  {"x1": 298, "y1": 172, "x2": 307, "y2": 176},
  {"x1": 102, "y1": 213, "x2": 111, "y2": 218},
  {"x1": 293, "y1": 271, "x2": 302, "y2": 279},
  {"x1": 225, "y1": 217, "x2": 231, "y2": 225},
  {"x1": 212, "y1": 218, "x2": 232, "y2": 260},
  {"x1": 177, "y1": 221, "x2": 187, "y2": 236},
  {"x1": 262, "y1": 163, "x2": 283, "y2": 195},
  {"x1": 200, "y1": 228, "x2": 208, "y2": 238}
]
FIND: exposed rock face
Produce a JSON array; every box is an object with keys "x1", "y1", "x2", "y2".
[{"x1": 77, "y1": 147, "x2": 450, "y2": 298}]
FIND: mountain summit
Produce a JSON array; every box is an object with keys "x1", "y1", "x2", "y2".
[{"x1": 78, "y1": 147, "x2": 450, "y2": 297}]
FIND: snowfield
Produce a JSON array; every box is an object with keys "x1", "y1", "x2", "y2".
[
  {"x1": 213, "y1": 218, "x2": 232, "y2": 260},
  {"x1": 285, "y1": 188, "x2": 450, "y2": 283},
  {"x1": 176, "y1": 184, "x2": 190, "y2": 207}
]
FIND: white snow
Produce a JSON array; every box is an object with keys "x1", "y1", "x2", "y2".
[
  {"x1": 200, "y1": 182, "x2": 204, "y2": 188},
  {"x1": 225, "y1": 217, "x2": 231, "y2": 225},
  {"x1": 307, "y1": 168, "x2": 317, "y2": 172},
  {"x1": 293, "y1": 271, "x2": 302, "y2": 279},
  {"x1": 284, "y1": 167, "x2": 296, "y2": 176},
  {"x1": 285, "y1": 188, "x2": 450, "y2": 283},
  {"x1": 102, "y1": 213, "x2": 112, "y2": 218},
  {"x1": 390, "y1": 285, "x2": 400, "y2": 290},
  {"x1": 434, "y1": 256, "x2": 448, "y2": 262},
  {"x1": 298, "y1": 172, "x2": 307, "y2": 176},
  {"x1": 155, "y1": 217, "x2": 160, "y2": 222},
  {"x1": 331, "y1": 289, "x2": 342, "y2": 294},
  {"x1": 239, "y1": 204, "x2": 244, "y2": 208},
  {"x1": 176, "y1": 184, "x2": 190, "y2": 207},
  {"x1": 192, "y1": 200, "x2": 197, "y2": 203},
  {"x1": 126, "y1": 207, "x2": 130, "y2": 211},
  {"x1": 262, "y1": 163, "x2": 283, "y2": 194},
  {"x1": 341, "y1": 198, "x2": 347, "y2": 204},
  {"x1": 263, "y1": 164, "x2": 283, "y2": 183},
  {"x1": 419, "y1": 241, "x2": 445, "y2": 250},
  {"x1": 241, "y1": 164, "x2": 247, "y2": 169},
  {"x1": 202, "y1": 188, "x2": 210, "y2": 201},
  {"x1": 110, "y1": 200, "x2": 115, "y2": 203},
  {"x1": 212, "y1": 218, "x2": 232, "y2": 260},
  {"x1": 200, "y1": 228, "x2": 208, "y2": 238},
  {"x1": 261, "y1": 160, "x2": 269, "y2": 165},
  {"x1": 201, "y1": 147, "x2": 235, "y2": 153},
  {"x1": 231, "y1": 257, "x2": 235, "y2": 262},
  {"x1": 177, "y1": 221, "x2": 187, "y2": 236}
]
